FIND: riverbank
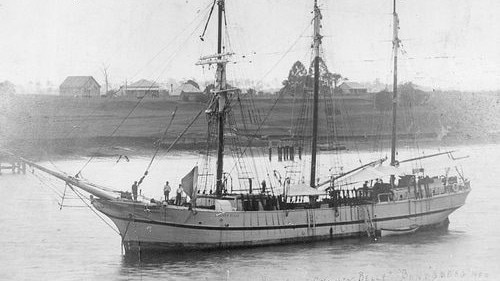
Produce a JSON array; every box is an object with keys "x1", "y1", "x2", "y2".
[
  {"x1": 3, "y1": 133, "x2": 498, "y2": 162},
  {"x1": 1, "y1": 91, "x2": 498, "y2": 159}
]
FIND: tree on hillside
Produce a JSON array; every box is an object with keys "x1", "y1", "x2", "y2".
[
  {"x1": 308, "y1": 57, "x2": 331, "y2": 81},
  {"x1": 0, "y1": 80, "x2": 16, "y2": 96},
  {"x1": 280, "y1": 61, "x2": 308, "y2": 96},
  {"x1": 332, "y1": 73, "x2": 346, "y2": 88},
  {"x1": 280, "y1": 59, "x2": 346, "y2": 97},
  {"x1": 374, "y1": 90, "x2": 392, "y2": 111},
  {"x1": 375, "y1": 82, "x2": 430, "y2": 111},
  {"x1": 399, "y1": 82, "x2": 430, "y2": 106}
]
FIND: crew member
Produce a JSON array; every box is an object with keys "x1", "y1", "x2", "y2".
[
  {"x1": 362, "y1": 181, "x2": 369, "y2": 197},
  {"x1": 131, "y1": 181, "x2": 138, "y2": 201},
  {"x1": 175, "y1": 184, "x2": 184, "y2": 206},
  {"x1": 164, "y1": 181, "x2": 171, "y2": 202}
]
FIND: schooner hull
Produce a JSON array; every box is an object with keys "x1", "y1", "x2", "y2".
[{"x1": 93, "y1": 190, "x2": 469, "y2": 252}]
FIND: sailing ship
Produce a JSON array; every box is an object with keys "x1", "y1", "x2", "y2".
[{"x1": 13, "y1": 0, "x2": 470, "y2": 253}]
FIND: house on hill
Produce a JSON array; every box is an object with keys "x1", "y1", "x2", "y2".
[
  {"x1": 338, "y1": 82, "x2": 368, "y2": 95},
  {"x1": 175, "y1": 82, "x2": 206, "y2": 102},
  {"x1": 123, "y1": 79, "x2": 164, "y2": 98},
  {"x1": 59, "y1": 76, "x2": 100, "y2": 97}
]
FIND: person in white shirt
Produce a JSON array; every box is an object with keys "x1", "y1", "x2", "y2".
[{"x1": 175, "y1": 184, "x2": 184, "y2": 206}]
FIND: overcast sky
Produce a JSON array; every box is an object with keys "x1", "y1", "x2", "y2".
[{"x1": 0, "y1": 0, "x2": 499, "y2": 91}]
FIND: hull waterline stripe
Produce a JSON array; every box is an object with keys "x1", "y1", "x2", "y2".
[{"x1": 99, "y1": 206, "x2": 459, "y2": 231}]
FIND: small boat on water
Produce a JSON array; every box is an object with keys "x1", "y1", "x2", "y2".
[
  {"x1": 380, "y1": 225, "x2": 420, "y2": 237},
  {"x1": 9, "y1": 0, "x2": 470, "y2": 254}
]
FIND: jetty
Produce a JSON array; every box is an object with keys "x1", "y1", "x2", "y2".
[{"x1": 0, "y1": 152, "x2": 27, "y2": 175}]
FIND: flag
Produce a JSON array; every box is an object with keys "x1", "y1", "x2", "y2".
[{"x1": 181, "y1": 166, "x2": 198, "y2": 202}]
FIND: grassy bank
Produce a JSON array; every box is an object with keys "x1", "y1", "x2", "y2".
[{"x1": 0, "y1": 92, "x2": 499, "y2": 158}]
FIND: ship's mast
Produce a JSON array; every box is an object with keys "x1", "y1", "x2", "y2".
[
  {"x1": 390, "y1": 0, "x2": 399, "y2": 167},
  {"x1": 310, "y1": 0, "x2": 322, "y2": 188},
  {"x1": 215, "y1": 0, "x2": 227, "y2": 196}
]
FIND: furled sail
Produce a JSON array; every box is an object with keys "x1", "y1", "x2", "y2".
[{"x1": 332, "y1": 165, "x2": 404, "y2": 188}]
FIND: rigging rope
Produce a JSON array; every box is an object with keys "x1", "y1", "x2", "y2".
[
  {"x1": 132, "y1": 106, "x2": 178, "y2": 188},
  {"x1": 144, "y1": 106, "x2": 178, "y2": 173},
  {"x1": 75, "y1": 91, "x2": 152, "y2": 175},
  {"x1": 135, "y1": 108, "x2": 204, "y2": 188},
  {"x1": 224, "y1": 21, "x2": 313, "y2": 178},
  {"x1": 69, "y1": 185, "x2": 120, "y2": 235},
  {"x1": 227, "y1": 90, "x2": 285, "y2": 175},
  {"x1": 75, "y1": 2, "x2": 212, "y2": 176},
  {"x1": 199, "y1": 0, "x2": 217, "y2": 41}
]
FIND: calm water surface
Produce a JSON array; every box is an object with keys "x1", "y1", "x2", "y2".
[{"x1": 1, "y1": 144, "x2": 499, "y2": 280}]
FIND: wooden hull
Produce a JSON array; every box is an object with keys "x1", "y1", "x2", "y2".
[{"x1": 92, "y1": 190, "x2": 469, "y2": 253}]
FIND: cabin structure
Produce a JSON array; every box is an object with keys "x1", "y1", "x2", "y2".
[
  {"x1": 59, "y1": 76, "x2": 101, "y2": 97},
  {"x1": 338, "y1": 82, "x2": 368, "y2": 95}
]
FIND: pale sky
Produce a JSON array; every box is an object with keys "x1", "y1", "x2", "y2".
[{"x1": 0, "y1": 0, "x2": 499, "y2": 91}]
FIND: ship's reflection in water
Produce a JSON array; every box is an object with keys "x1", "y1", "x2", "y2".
[{"x1": 119, "y1": 229, "x2": 461, "y2": 281}]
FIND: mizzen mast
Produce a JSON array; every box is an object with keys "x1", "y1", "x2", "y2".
[
  {"x1": 390, "y1": 0, "x2": 400, "y2": 169},
  {"x1": 310, "y1": 0, "x2": 322, "y2": 188}
]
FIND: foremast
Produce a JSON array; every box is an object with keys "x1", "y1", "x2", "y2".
[
  {"x1": 310, "y1": 0, "x2": 322, "y2": 188},
  {"x1": 214, "y1": 0, "x2": 227, "y2": 197},
  {"x1": 197, "y1": 0, "x2": 228, "y2": 197},
  {"x1": 390, "y1": 0, "x2": 400, "y2": 185}
]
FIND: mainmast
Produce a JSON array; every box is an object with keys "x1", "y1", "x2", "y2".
[
  {"x1": 310, "y1": 0, "x2": 322, "y2": 188},
  {"x1": 215, "y1": 0, "x2": 227, "y2": 196},
  {"x1": 390, "y1": 0, "x2": 400, "y2": 168}
]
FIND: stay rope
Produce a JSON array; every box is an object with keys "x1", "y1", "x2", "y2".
[
  {"x1": 134, "y1": 106, "x2": 178, "y2": 187},
  {"x1": 135, "y1": 108, "x2": 205, "y2": 188},
  {"x1": 74, "y1": 3, "x2": 213, "y2": 176},
  {"x1": 69, "y1": 185, "x2": 120, "y2": 235},
  {"x1": 144, "y1": 106, "x2": 178, "y2": 172},
  {"x1": 226, "y1": 22, "x2": 312, "y2": 177}
]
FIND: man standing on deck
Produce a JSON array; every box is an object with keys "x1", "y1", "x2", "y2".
[
  {"x1": 131, "y1": 181, "x2": 138, "y2": 201},
  {"x1": 362, "y1": 181, "x2": 369, "y2": 197},
  {"x1": 175, "y1": 184, "x2": 184, "y2": 206},
  {"x1": 164, "y1": 181, "x2": 171, "y2": 203}
]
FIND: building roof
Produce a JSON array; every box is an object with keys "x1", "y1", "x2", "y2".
[
  {"x1": 128, "y1": 79, "x2": 159, "y2": 89},
  {"x1": 60, "y1": 76, "x2": 100, "y2": 88},
  {"x1": 339, "y1": 81, "x2": 366, "y2": 89},
  {"x1": 173, "y1": 83, "x2": 203, "y2": 96}
]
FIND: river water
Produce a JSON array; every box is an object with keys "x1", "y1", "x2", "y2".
[{"x1": 0, "y1": 143, "x2": 499, "y2": 281}]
